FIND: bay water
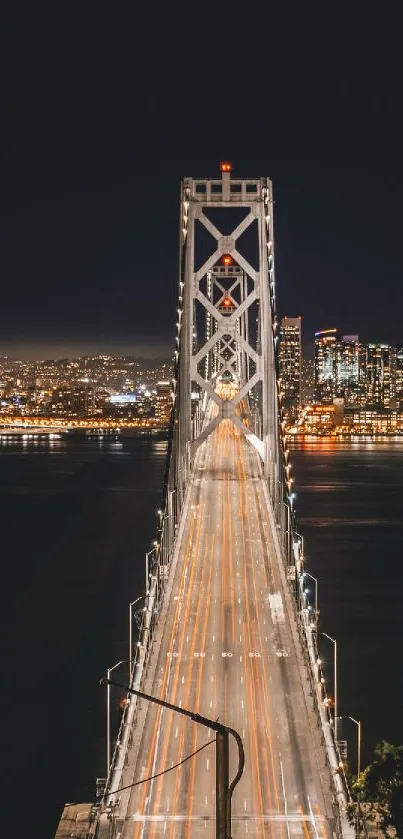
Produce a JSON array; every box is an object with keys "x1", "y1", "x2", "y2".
[{"x1": 1, "y1": 435, "x2": 402, "y2": 836}]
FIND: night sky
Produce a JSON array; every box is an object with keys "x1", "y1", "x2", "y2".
[{"x1": 1, "y1": 8, "x2": 402, "y2": 360}]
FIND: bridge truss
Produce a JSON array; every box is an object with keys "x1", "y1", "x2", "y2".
[{"x1": 175, "y1": 166, "x2": 281, "y2": 498}]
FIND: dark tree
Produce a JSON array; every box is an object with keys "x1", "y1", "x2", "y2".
[{"x1": 348, "y1": 741, "x2": 403, "y2": 837}]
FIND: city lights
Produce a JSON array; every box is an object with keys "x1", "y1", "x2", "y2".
[
  {"x1": 278, "y1": 326, "x2": 403, "y2": 437},
  {"x1": 0, "y1": 354, "x2": 174, "y2": 434}
]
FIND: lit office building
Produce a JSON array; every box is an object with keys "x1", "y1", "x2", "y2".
[
  {"x1": 314, "y1": 328, "x2": 339, "y2": 404},
  {"x1": 335, "y1": 335, "x2": 362, "y2": 406},
  {"x1": 395, "y1": 344, "x2": 403, "y2": 411},
  {"x1": 155, "y1": 380, "x2": 173, "y2": 426},
  {"x1": 50, "y1": 386, "x2": 94, "y2": 416},
  {"x1": 363, "y1": 344, "x2": 395, "y2": 409},
  {"x1": 278, "y1": 317, "x2": 302, "y2": 420}
]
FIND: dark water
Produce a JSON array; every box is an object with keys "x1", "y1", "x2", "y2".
[
  {"x1": 0, "y1": 437, "x2": 166, "y2": 839},
  {"x1": 291, "y1": 440, "x2": 403, "y2": 770},
  {"x1": 1, "y1": 438, "x2": 402, "y2": 837}
]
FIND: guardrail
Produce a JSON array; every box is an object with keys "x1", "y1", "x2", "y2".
[
  {"x1": 271, "y1": 487, "x2": 355, "y2": 839},
  {"x1": 102, "y1": 576, "x2": 158, "y2": 807},
  {"x1": 99, "y1": 442, "x2": 192, "y2": 825}
]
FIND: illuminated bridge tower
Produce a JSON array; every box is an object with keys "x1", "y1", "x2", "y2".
[{"x1": 174, "y1": 164, "x2": 281, "y2": 504}]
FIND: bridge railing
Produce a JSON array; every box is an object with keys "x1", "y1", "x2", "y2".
[
  {"x1": 274, "y1": 500, "x2": 355, "y2": 838},
  {"x1": 101, "y1": 398, "x2": 186, "y2": 812},
  {"x1": 101, "y1": 572, "x2": 159, "y2": 810},
  {"x1": 273, "y1": 338, "x2": 355, "y2": 835}
]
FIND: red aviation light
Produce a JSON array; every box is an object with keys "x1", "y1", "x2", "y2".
[
  {"x1": 222, "y1": 254, "x2": 233, "y2": 265},
  {"x1": 222, "y1": 297, "x2": 232, "y2": 308},
  {"x1": 220, "y1": 161, "x2": 232, "y2": 172}
]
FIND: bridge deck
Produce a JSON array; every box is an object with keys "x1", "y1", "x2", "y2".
[{"x1": 116, "y1": 420, "x2": 335, "y2": 837}]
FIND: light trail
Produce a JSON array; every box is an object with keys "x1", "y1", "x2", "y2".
[{"x1": 119, "y1": 416, "x2": 334, "y2": 838}]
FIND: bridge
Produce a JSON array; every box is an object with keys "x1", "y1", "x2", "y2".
[{"x1": 56, "y1": 167, "x2": 355, "y2": 839}]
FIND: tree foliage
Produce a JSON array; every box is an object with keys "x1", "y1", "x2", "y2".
[{"x1": 349, "y1": 741, "x2": 403, "y2": 836}]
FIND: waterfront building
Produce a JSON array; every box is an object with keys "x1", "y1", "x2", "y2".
[
  {"x1": 301, "y1": 404, "x2": 336, "y2": 431},
  {"x1": 278, "y1": 317, "x2": 302, "y2": 421}
]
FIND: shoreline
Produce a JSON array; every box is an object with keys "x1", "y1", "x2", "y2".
[{"x1": 288, "y1": 433, "x2": 403, "y2": 442}]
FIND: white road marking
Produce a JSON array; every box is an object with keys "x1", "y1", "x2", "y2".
[
  {"x1": 269, "y1": 592, "x2": 285, "y2": 624},
  {"x1": 279, "y1": 756, "x2": 290, "y2": 839},
  {"x1": 307, "y1": 796, "x2": 320, "y2": 838}
]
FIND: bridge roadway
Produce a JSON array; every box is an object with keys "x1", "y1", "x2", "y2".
[{"x1": 116, "y1": 419, "x2": 335, "y2": 838}]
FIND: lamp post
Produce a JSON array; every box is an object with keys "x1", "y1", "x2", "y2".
[
  {"x1": 320, "y1": 632, "x2": 338, "y2": 742},
  {"x1": 146, "y1": 546, "x2": 157, "y2": 592},
  {"x1": 101, "y1": 676, "x2": 244, "y2": 839},
  {"x1": 106, "y1": 659, "x2": 131, "y2": 778},
  {"x1": 337, "y1": 715, "x2": 362, "y2": 778},
  {"x1": 282, "y1": 500, "x2": 291, "y2": 559},
  {"x1": 303, "y1": 571, "x2": 318, "y2": 627},
  {"x1": 129, "y1": 596, "x2": 144, "y2": 680}
]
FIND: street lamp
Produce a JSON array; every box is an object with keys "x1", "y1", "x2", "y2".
[
  {"x1": 146, "y1": 546, "x2": 157, "y2": 592},
  {"x1": 106, "y1": 659, "x2": 131, "y2": 778},
  {"x1": 101, "y1": 676, "x2": 244, "y2": 839},
  {"x1": 129, "y1": 596, "x2": 145, "y2": 679},
  {"x1": 337, "y1": 715, "x2": 362, "y2": 778},
  {"x1": 320, "y1": 632, "x2": 338, "y2": 742},
  {"x1": 302, "y1": 571, "x2": 318, "y2": 626}
]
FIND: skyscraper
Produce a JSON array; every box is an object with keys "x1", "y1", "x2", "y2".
[
  {"x1": 363, "y1": 344, "x2": 395, "y2": 409},
  {"x1": 395, "y1": 344, "x2": 403, "y2": 411},
  {"x1": 155, "y1": 380, "x2": 173, "y2": 426},
  {"x1": 278, "y1": 316, "x2": 302, "y2": 420},
  {"x1": 314, "y1": 328, "x2": 339, "y2": 404},
  {"x1": 335, "y1": 335, "x2": 361, "y2": 405}
]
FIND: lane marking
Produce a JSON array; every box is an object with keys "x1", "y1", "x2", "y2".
[
  {"x1": 279, "y1": 756, "x2": 290, "y2": 839},
  {"x1": 268, "y1": 591, "x2": 286, "y2": 624}
]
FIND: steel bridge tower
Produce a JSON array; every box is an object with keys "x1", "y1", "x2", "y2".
[{"x1": 173, "y1": 163, "x2": 282, "y2": 508}]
